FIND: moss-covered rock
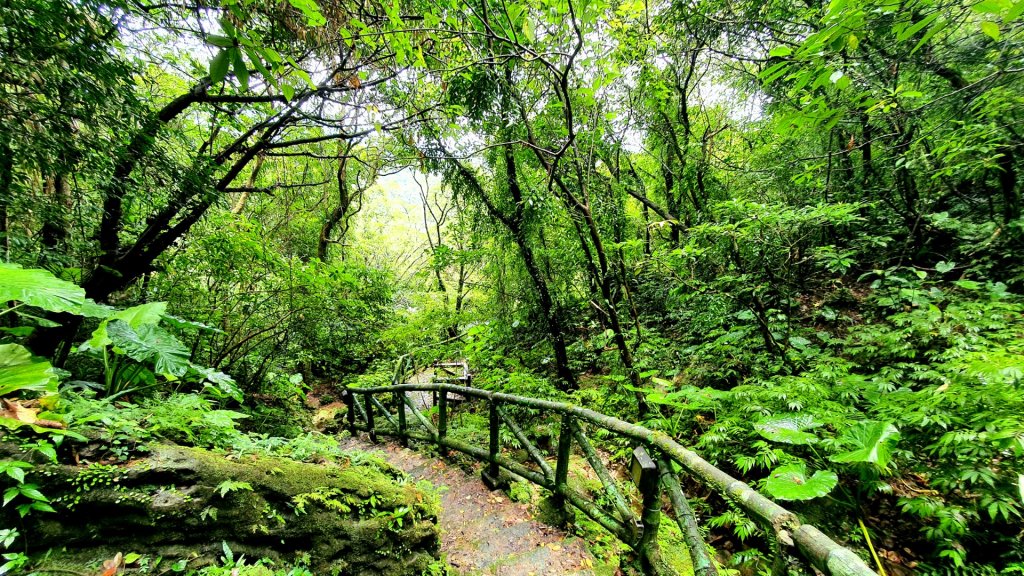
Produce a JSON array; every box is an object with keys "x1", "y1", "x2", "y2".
[{"x1": 22, "y1": 444, "x2": 440, "y2": 576}]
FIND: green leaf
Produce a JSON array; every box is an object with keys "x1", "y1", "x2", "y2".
[
  {"x1": 830, "y1": 421, "x2": 900, "y2": 469},
  {"x1": 0, "y1": 344, "x2": 58, "y2": 397},
  {"x1": 18, "y1": 485, "x2": 46, "y2": 502},
  {"x1": 1018, "y1": 474, "x2": 1023, "y2": 505},
  {"x1": 222, "y1": 541, "x2": 233, "y2": 563},
  {"x1": 206, "y1": 34, "x2": 235, "y2": 48},
  {"x1": 755, "y1": 415, "x2": 822, "y2": 445},
  {"x1": 80, "y1": 299, "x2": 115, "y2": 319},
  {"x1": 764, "y1": 463, "x2": 838, "y2": 500},
  {"x1": 522, "y1": 17, "x2": 536, "y2": 42},
  {"x1": 935, "y1": 261, "x2": 955, "y2": 273},
  {"x1": 769, "y1": 46, "x2": 792, "y2": 57},
  {"x1": 1008, "y1": 0, "x2": 1024, "y2": 21},
  {"x1": 287, "y1": 0, "x2": 327, "y2": 26},
  {"x1": 0, "y1": 263, "x2": 84, "y2": 315},
  {"x1": 911, "y1": 18, "x2": 948, "y2": 53},
  {"x1": 82, "y1": 302, "x2": 168, "y2": 351},
  {"x1": 231, "y1": 49, "x2": 249, "y2": 90},
  {"x1": 216, "y1": 480, "x2": 253, "y2": 498},
  {"x1": 5, "y1": 467, "x2": 24, "y2": 484},
  {"x1": 788, "y1": 336, "x2": 811, "y2": 349},
  {"x1": 980, "y1": 20, "x2": 1001, "y2": 40},
  {"x1": 210, "y1": 49, "x2": 231, "y2": 83},
  {"x1": 281, "y1": 83, "x2": 295, "y2": 101},
  {"x1": 107, "y1": 321, "x2": 190, "y2": 377},
  {"x1": 896, "y1": 11, "x2": 939, "y2": 41},
  {"x1": 972, "y1": 0, "x2": 1007, "y2": 14}
]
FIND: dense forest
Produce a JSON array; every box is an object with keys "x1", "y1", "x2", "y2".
[{"x1": 2, "y1": 0, "x2": 1023, "y2": 573}]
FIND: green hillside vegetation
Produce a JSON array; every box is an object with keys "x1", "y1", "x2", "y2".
[{"x1": 1, "y1": 0, "x2": 1023, "y2": 573}]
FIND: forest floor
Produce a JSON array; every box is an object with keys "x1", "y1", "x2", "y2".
[{"x1": 338, "y1": 434, "x2": 598, "y2": 576}]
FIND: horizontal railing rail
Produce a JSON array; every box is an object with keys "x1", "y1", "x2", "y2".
[{"x1": 343, "y1": 360, "x2": 875, "y2": 576}]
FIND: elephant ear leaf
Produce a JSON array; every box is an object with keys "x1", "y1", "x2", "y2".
[
  {"x1": 755, "y1": 414, "x2": 822, "y2": 445},
  {"x1": 107, "y1": 321, "x2": 190, "y2": 377},
  {"x1": 764, "y1": 463, "x2": 838, "y2": 501},
  {"x1": 0, "y1": 263, "x2": 84, "y2": 314},
  {"x1": 830, "y1": 421, "x2": 900, "y2": 469},
  {"x1": 81, "y1": 301, "x2": 169, "y2": 351},
  {"x1": 0, "y1": 344, "x2": 58, "y2": 397}
]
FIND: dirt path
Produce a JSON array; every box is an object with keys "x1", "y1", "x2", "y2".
[{"x1": 340, "y1": 435, "x2": 596, "y2": 576}]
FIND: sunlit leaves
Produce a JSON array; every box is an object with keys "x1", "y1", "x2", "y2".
[
  {"x1": 81, "y1": 302, "x2": 169, "y2": 351},
  {"x1": 209, "y1": 49, "x2": 231, "y2": 84},
  {"x1": 287, "y1": 0, "x2": 327, "y2": 26},
  {"x1": 980, "y1": 20, "x2": 1001, "y2": 39},
  {"x1": 764, "y1": 463, "x2": 838, "y2": 500},
  {"x1": 755, "y1": 414, "x2": 822, "y2": 445},
  {"x1": 830, "y1": 421, "x2": 900, "y2": 470},
  {"x1": 0, "y1": 263, "x2": 84, "y2": 315},
  {"x1": 106, "y1": 321, "x2": 191, "y2": 378},
  {"x1": 231, "y1": 49, "x2": 249, "y2": 90},
  {"x1": 0, "y1": 345, "x2": 58, "y2": 397}
]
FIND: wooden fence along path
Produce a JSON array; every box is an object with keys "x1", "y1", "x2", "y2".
[{"x1": 342, "y1": 354, "x2": 877, "y2": 576}]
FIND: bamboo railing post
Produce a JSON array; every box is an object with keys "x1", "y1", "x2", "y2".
[
  {"x1": 482, "y1": 399, "x2": 502, "y2": 489},
  {"x1": 397, "y1": 389, "x2": 408, "y2": 446},
  {"x1": 632, "y1": 446, "x2": 662, "y2": 575},
  {"x1": 438, "y1": 387, "x2": 449, "y2": 457},
  {"x1": 364, "y1": 393, "x2": 377, "y2": 443},
  {"x1": 402, "y1": 394, "x2": 437, "y2": 436},
  {"x1": 369, "y1": 396, "x2": 398, "y2": 428},
  {"x1": 572, "y1": 420, "x2": 638, "y2": 533},
  {"x1": 554, "y1": 413, "x2": 574, "y2": 511},
  {"x1": 344, "y1": 389, "x2": 356, "y2": 436},
  {"x1": 497, "y1": 406, "x2": 554, "y2": 482},
  {"x1": 658, "y1": 458, "x2": 718, "y2": 576}
]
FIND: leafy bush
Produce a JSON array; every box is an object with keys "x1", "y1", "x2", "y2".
[{"x1": 650, "y1": 271, "x2": 1024, "y2": 570}]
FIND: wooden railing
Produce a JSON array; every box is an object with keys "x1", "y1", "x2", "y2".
[{"x1": 343, "y1": 356, "x2": 876, "y2": 576}]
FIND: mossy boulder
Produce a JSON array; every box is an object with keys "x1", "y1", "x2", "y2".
[{"x1": 21, "y1": 444, "x2": 440, "y2": 575}]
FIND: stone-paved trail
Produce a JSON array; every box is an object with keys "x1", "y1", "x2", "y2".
[{"x1": 339, "y1": 435, "x2": 596, "y2": 576}]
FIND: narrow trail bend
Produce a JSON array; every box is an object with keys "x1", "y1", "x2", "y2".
[{"x1": 339, "y1": 433, "x2": 597, "y2": 576}]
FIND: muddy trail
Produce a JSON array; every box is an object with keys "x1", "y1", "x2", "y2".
[
  {"x1": 339, "y1": 434, "x2": 597, "y2": 576},
  {"x1": 337, "y1": 369, "x2": 597, "y2": 575}
]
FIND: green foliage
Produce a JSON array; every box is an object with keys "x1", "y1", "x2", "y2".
[
  {"x1": 829, "y1": 421, "x2": 900, "y2": 470},
  {"x1": 0, "y1": 263, "x2": 84, "y2": 315},
  {"x1": 754, "y1": 415, "x2": 823, "y2": 446},
  {"x1": 762, "y1": 463, "x2": 839, "y2": 501},
  {"x1": 3, "y1": 0, "x2": 1024, "y2": 570},
  {"x1": 0, "y1": 344, "x2": 58, "y2": 397},
  {"x1": 216, "y1": 480, "x2": 254, "y2": 498},
  {"x1": 63, "y1": 392, "x2": 248, "y2": 453},
  {"x1": 105, "y1": 321, "x2": 191, "y2": 378}
]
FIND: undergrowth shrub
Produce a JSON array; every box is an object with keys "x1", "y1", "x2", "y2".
[{"x1": 647, "y1": 270, "x2": 1024, "y2": 571}]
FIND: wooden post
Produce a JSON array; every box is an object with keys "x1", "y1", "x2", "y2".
[
  {"x1": 438, "y1": 388, "x2": 449, "y2": 457},
  {"x1": 364, "y1": 393, "x2": 377, "y2": 443},
  {"x1": 632, "y1": 446, "x2": 661, "y2": 575},
  {"x1": 482, "y1": 399, "x2": 502, "y2": 489},
  {"x1": 344, "y1": 389, "x2": 356, "y2": 436},
  {"x1": 397, "y1": 390, "x2": 408, "y2": 447},
  {"x1": 554, "y1": 413, "x2": 573, "y2": 509},
  {"x1": 658, "y1": 458, "x2": 718, "y2": 576}
]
